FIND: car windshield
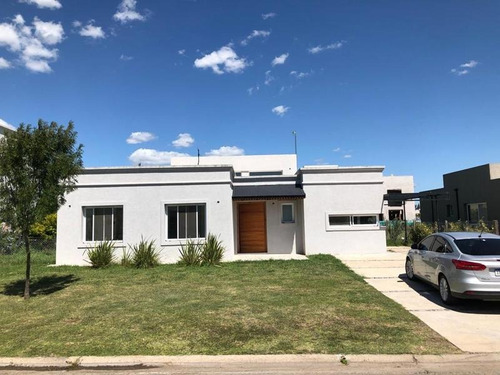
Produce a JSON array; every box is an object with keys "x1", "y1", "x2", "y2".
[{"x1": 454, "y1": 238, "x2": 500, "y2": 256}]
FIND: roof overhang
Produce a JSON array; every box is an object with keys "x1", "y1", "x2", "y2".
[{"x1": 233, "y1": 184, "x2": 305, "y2": 200}]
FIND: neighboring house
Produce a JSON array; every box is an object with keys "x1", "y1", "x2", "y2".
[
  {"x1": 0, "y1": 122, "x2": 15, "y2": 140},
  {"x1": 382, "y1": 175, "x2": 416, "y2": 221},
  {"x1": 56, "y1": 154, "x2": 391, "y2": 265},
  {"x1": 420, "y1": 163, "x2": 500, "y2": 223}
]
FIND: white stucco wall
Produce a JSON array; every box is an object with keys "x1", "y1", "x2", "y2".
[
  {"x1": 56, "y1": 166, "x2": 236, "y2": 265},
  {"x1": 300, "y1": 166, "x2": 387, "y2": 255},
  {"x1": 383, "y1": 175, "x2": 416, "y2": 221},
  {"x1": 172, "y1": 154, "x2": 297, "y2": 176}
]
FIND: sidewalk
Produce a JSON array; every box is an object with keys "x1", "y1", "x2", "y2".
[
  {"x1": 1, "y1": 354, "x2": 500, "y2": 374},
  {"x1": 337, "y1": 248, "x2": 500, "y2": 353}
]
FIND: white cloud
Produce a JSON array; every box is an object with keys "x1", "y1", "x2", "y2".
[
  {"x1": 79, "y1": 21, "x2": 105, "y2": 39},
  {"x1": 0, "y1": 16, "x2": 64, "y2": 73},
  {"x1": 172, "y1": 133, "x2": 194, "y2": 148},
  {"x1": 308, "y1": 41, "x2": 344, "y2": 54},
  {"x1": 451, "y1": 60, "x2": 479, "y2": 76},
  {"x1": 120, "y1": 54, "x2": 133, "y2": 61},
  {"x1": 178, "y1": 49, "x2": 185, "y2": 55},
  {"x1": 333, "y1": 147, "x2": 341, "y2": 152},
  {"x1": 264, "y1": 70, "x2": 274, "y2": 85},
  {"x1": 113, "y1": 0, "x2": 146, "y2": 24},
  {"x1": 19, "y1": 0, "x2": 62, "y2": 9},
  {"x1": 344, "y1": 154, "x2": 352, "y2": 159},
  {"x1": 0, "y1": 57, "x2": 12, "y2": 69},
  {"x1": 272, "y1": 105, "x2": 290, "y2": 117},
  {"x1": 24, "y1": 58, "x2": 52, "y2": 73},
  {"x1": 0, "y1": 23, "x2": 22, "y2": 51},
  {"x1": 72, "y1": 20, "x2": 82, "y2": 28},
  {"x1": 247, "y1": 85, "x2": 259, "y2": 95},
  {"x1": 262, "y1": 12, "x2": 276, "y2": 20},
  {"x1": 205, "y1": 146, "x2": 245, "y2": 156},
  {"x1": 129, "y1": 148, "x2": 189, "y2": 165},
  {"x1": 271, "y1": 53, "x2": 288, "y2": 66},
  {"x1": 290, "y1": 70, "x2": 311, "y2": 79},
  {"x1": 126, "y1": 131, "x2": 157, "y2": 144},
  {"x1": 241, "y1": 30, "x2": 271, "y2": 46},
  {"x1": 0, "y1": 118, "x2": 16, "y2": 131},
  {"x1": 33, "y1": 18, "x2": 64, "y2": 45},
  {"x1": 194, "y1": 46, "x2": 248, "y2": 75},
  {"x1": 460, "y1": 60, "x2": 478, "y2": 68}
]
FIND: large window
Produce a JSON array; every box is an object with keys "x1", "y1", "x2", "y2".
[
  {"x1": 467, "y1": 202, "x2": 487, "y2": 223},
  {"x1": 328, "y1": 214, "x2": 378, "y2": 229},
  {"x1": 84, "y1": 206, "x2": 123, "y2": 241},
  {"x1": 166, "y1": 204, "x2": 206, "y2": 239}
]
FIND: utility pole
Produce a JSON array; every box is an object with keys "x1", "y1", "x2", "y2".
[{"x1": 292, "y1": 130, "x2": 297, "y2": 155}]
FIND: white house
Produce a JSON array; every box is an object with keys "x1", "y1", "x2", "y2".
[
  {"x1": 56, "y1": 154, "x2": 389, "y2": 265},
  {"x1": 382, "y1": 175, "x2": 416, "y2": 221}
]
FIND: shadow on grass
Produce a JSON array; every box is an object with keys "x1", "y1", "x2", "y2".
[{"x1": 3, "y1": 274, "x2": 80, "y2": 297}]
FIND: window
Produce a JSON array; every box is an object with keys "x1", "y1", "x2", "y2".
[
  {"x1": 467, "y1": 203, "x2": 487, "y2": 223},
  {"x1": 418, "y1": 236, "x2": 435, "y2": 251},
  {"x1": 430, "y1": 236, "x2": 452, "y2": 253},
  {"x1": 329, "y1": 216, "x2": 351, "y2": 226},
  {"x1": 281, "y1": 203, "x2": 295, "y2": 223},
  {"x1": 166, "y1": 204, "x2": 206, "y2": 239},
  {"x1": 328, "y1": 215, "x2": 378, "y2": 228},
  {"x1": 387, "y1": 189, "x2": 402, "y2": 207},
  {"x1": 84, "y1": 206, "x2": 123, "y2": 242},
  {"x1": 446, "y1": 204, "x2": 454, "y2": 217}
]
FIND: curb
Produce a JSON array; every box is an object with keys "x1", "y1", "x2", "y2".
[{"x1": 1, "y1": 353, "x2": 499, "y2": 370}]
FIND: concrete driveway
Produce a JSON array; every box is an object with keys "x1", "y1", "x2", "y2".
[{"x1": 337, "y1": 248, "x2": 500, "y2": 353}]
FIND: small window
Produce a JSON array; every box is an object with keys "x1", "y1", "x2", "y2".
[
  {"x1": 281, "y1": 203, "x2": 295, "y2": 223},
  {"x1": 446, "y1": 204, "x2": 454, "y2": 217},
  {"x1": 328, "y1": 214, "x2": 379, "y2": 228},
  {"x1": 166, "y1": 204, "x2": 206, "y2": 239},
  {"x1": 353, "y1": 215, "x2": 377, "y2": 225},
  {"x1": 84, "y1": 206, "x2": 123, "y2": 242},
  {"x1": 418, "y1": 236, "x2": 435, "y2": 251},
  {"x1": 329, "y1": 216, "x2": 351, "y2": 226}
]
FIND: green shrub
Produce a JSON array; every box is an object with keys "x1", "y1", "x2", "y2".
[
  {"x1": 85, "y1": 241, "x2": 115, "y2": 268},
  {"x1": 129, "y1": 237, "x2": 160, "y2": 268},
  {"x1": 200, "y1": 233, "x2": 224, "y2": 266},
  {"x1": 409, "y1": 222, "x2": 433, "y2": 244},
  {"x1": 121, "y1": 248, "x2": 133, "y2": 267},
  {"x1": 178, "y1": 239, "x2": 202, "y2": 266},
  {"x1": 385, "y1": 220, "x2": 405, "y2": 246}
]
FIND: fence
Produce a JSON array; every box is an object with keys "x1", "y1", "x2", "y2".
[{"x1": 0, "y1": 235, "x2": 56, "y2": 255}]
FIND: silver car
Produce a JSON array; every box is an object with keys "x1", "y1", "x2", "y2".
[{"x1": 405, "y1": 232, "x2": 500, "y2": 304}]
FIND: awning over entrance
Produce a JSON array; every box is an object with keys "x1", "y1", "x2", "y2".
[{"x1": 233, "y1": 184, "x2": 306, "y2": 200}]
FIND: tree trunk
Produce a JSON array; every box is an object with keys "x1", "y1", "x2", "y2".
[{"x1": 23, "y1": 232, "x2": 31, "y2": 300}]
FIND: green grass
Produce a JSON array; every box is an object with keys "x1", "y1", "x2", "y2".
[{"x1": 0, "y1": 252, "x2": 459, "y2": 356}]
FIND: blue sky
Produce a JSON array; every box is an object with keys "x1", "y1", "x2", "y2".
[{"x1": 1, "y1": 0, "x2": 499, "y2": 191}]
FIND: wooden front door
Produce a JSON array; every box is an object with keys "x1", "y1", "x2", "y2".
[{"x1": 238, "y1": 202, "x2": 267, "y2": 253}]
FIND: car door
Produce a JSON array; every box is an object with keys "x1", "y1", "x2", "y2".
[
  {"x1": 425, "y1": 236, "x2": 448, "y2": 285},
  {"x1": 414, "y1": 236, "x2": 436, "y2": 278}
]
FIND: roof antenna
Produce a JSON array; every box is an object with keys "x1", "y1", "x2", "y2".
[
  {"x1": 479, "y1": 228, "x2": 484, "y2": 238},
  {"x1": 197, "y1": 148, "x2": 200, "y2": 165}
]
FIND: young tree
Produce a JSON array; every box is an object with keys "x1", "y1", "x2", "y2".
[{"x1": 0, "y1": 120, "x2": 83, "y2": 299}]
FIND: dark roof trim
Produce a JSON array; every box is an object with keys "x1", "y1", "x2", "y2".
[
  {"x1": 233, "y1": 184, "x2": 305, "y2": 200},
  {"x1": 383, "y1": 192, "x2": 450, "y2": 201}
]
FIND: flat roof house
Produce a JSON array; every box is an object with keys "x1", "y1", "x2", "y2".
[
  {"x1": 420, "y1": 163, "x2": 500, "y2": 224},
  {"x1": 56, "y1": 154, "x2": 389, "y2": 265}
]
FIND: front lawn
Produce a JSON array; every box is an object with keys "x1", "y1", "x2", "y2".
[{"x1": 0, "y1": 252, "x2": 459, "y2": 356}]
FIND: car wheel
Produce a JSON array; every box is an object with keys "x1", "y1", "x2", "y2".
[
  {"x1": 405, "y1": 258, "x2": 415, "y2": 280},
  {"x1": 439, "y1": 275, "x2": 455, "y2": 305}
]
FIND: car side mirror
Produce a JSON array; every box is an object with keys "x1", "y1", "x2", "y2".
[{"x1": 411, "y1": 243, "x2": 418, "y2": 250}]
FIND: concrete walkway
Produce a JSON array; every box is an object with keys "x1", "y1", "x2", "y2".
[{"x1": 337, "y1": 248, "x2": 500, "y2": 353}]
